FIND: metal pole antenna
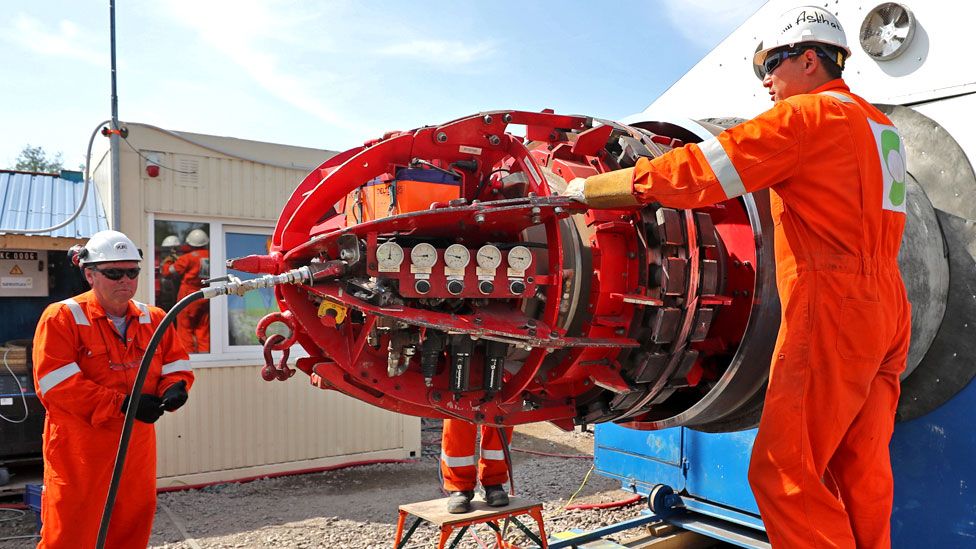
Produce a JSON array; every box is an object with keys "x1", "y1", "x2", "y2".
[{"x1": 109, "y1": 0, "x2": 121, "y2": 231}]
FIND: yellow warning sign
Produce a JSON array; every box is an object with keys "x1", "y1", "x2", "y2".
[{"x1": 9, "y1": 265, "x2": 23, "y2": 275}]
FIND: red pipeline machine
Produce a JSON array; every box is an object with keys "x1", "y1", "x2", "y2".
[{"x1": 230, "y1": 110, "x2": 782, "y2": 432}]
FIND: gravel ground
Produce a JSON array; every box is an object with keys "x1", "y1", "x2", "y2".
[{"x1": 0, "y1": 421, "x2": 731, "y2": 548}]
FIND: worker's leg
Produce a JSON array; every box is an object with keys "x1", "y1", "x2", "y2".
[
  {"x1": 440, "y1": 419, "x2": 477, "y2": 492},
  {"x1": 38, "y1": 423, "x2": 114, "y2": 549},
  {"x1": 194, "y1": 308, "x2": 210, "y2": 353},
  {"x1": 176, "y1": 310, "x2": 196, "y2": 353},
  {"x1": 478, "y1": 426, "x2": 513, "y2": 487},
  {"x1": 748, "y1": 272, "x2": 887, "y2": 548},
  {"x1": 827, "y1": 286, "x2": 909, "y2": 549}
]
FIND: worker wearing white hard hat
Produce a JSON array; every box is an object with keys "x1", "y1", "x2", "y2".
[
  {"x1": 568, "y1": 5, "x2": 910, "y2": 548},
  {"x1": 161, "y1": 228, "x2": 211, "y2": 353},
  {"x1": 33, "y1": 230, "x2": 193, "y2": 547}
]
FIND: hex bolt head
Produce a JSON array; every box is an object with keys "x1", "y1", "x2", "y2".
[
  {"x1": 483, "y1": 114, "x2": 493, "y2": 124},
  {"x1": 474, "y1": 213, "x2": 486, "y2": 224},
  {"x1": 436, "y1": 132, "x2": 448, "y2": 143},
  {"x1": 503, "y1": 113, "x2": 513, "y2": 123},
  {"x1": 488, "y1": 134, "x2": 501, "y2": 146}
]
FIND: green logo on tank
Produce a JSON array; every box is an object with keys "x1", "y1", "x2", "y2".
[{"x1": 882, "y1": 129, "x2": 906, "y2": 206}]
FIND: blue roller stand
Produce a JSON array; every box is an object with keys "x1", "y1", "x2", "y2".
[{"x1": 594, "y1": 376, "x2": 976, "y2": 547}]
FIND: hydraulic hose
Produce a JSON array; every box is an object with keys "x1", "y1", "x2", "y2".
[{"x1": 95, "y1": 290, "x2": 205, "y2": 549}]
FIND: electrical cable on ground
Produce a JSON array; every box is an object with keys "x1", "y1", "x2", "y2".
[
  {"x1": 0, "y1": 348, "x2": 29, "y2": 423},
  {"x1": 510, "y1": 447, "x2": 592, "y2": 460},
  {"x1": 564, "y1": 494, "x2": 643, "y2": 511},
  {"x1": 0, "y1": 508, "x2": 26, "y2": 522},
  {"x1": 558, "y1": 464, "x2": 596, "y2": 513}
]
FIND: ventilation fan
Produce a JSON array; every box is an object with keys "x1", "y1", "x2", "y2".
[{"x1": 859, "y1": 3, "x2": 917, "y2": 60}]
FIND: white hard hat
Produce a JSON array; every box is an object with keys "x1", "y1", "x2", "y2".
[
  {"x1": 186, "y1": 228, "x2": 209, "y2": 247},
  {"x1": 77, "y1": 230, "x2": 142, "y2": 266},
  {"x1": 753, "y1": 6, "x2": 851, "y2": 67},
  {"x1": 161, "y1": 235, "x2": 181, "y2": 248}
]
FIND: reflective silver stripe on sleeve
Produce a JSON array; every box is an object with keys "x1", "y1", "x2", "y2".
[
  {"x1": 162, "y1": 360, "x2": 192, "y2": 375},
  {"x1": 480, "y1": 449, "x2": 505, "y2": 461},
  {"x1": 440, "y1": 451, "x2": 476, "y2": 467},
  {"x1": 59, "y1": 298, "x2": 89, "y2": 326},
  {"x1": 698, "y1": 137, "x2": 747, "y2": 199},
  {"x1": 38, "y1": 362, "x2": 82, "y2": 395},
  {"x1": 820, "y1": 91, "x2": 854, "y2": 103},
  {"x1": 133, "y1": 301, "x2": 151, "y2": 324}
]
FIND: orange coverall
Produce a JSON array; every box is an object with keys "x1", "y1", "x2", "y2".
[
  {"x1": 164, "y1": 248, "x2": 210, "y2": 353},
  {"x1": 32, "y1": 290, "x2": 193, "y2": 549},
  {"x1": 585, "y1": 80, "x2": 910, "y2": 548},
  {"x1": 440, "y1": 419, "x2": 514, "y2": 492}
]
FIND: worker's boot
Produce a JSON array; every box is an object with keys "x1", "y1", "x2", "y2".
[
  {"x1": 484, "y1": 485, "x2": 509, "y2": 507},
  {"x1": 447, "y1": 490, "x2": 474, "y2": 514}
]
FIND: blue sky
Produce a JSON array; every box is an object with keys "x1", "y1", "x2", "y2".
[{"x1": 0, "y1": 0, "x2": 766, "y2": 170}]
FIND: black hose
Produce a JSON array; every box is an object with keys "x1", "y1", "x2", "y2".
[
  {"x1": 95, "y1": 290, "x2": 206, "y2": 549},
  {"x1": 496, "y1": 426, "x2": 515, "y2": 496}
]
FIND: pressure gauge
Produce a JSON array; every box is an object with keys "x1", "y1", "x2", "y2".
[
  {"x1": 376, "y1": 241, "x2": 404, "y2": 272},
  {"x1": 507, "y1": 246, "x2": 533, "y2": 272},
  {"x1": 476, "y1": 245, "x2": 502, "y2": 270},
  {"x1": 410, "y1": 243, "x2": 438, "y2": 269},
  {"x1": 444, "y1": 244, "x2": 471, "y2": 270}
]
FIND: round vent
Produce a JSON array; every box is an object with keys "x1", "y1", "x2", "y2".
[{"x1": 859, "y1": 3, "x2": 917, "y2": 60}]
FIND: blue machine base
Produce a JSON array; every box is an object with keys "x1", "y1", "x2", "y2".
[{"x1": 594, "y1": 374, "x2": 976, "y2": 547}]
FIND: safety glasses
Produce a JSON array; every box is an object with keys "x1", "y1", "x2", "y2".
[
  {"x1": 760, "y1": 49, "x2": 801, "y2": 78},
  {"x1": 760, "y1": 46, "x2": 836, "y2": 78},
  {"x1": 90, "y1": 267, "x2": 141, "y2": 280}
]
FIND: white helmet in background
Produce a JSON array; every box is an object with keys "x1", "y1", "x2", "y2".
[
  {"x1": 74, "y1": 230, "x2": 142, "y2": 266},
  {"x1": 186, "y1": 229, "x2": 209, "y2": 247},
  {"x1": 753, "y1": 6, "x2": 851, "y2": 67},
  {"x1": 161, "y1": 235, "x2": 181, "y2": 248}
]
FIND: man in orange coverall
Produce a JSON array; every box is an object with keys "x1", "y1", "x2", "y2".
[
  {"x1": 162, "y1": 228, "x2": 210, "y2": 353},
  {"x1": 440, "y1": 419, "x2": 513, "y2": 513},
  {"x1": 566, "y1": 6, "x2": 910, "y2": 548},
  {"x1": 33, "y1": 230, "x2": 194, "y2": 548}
]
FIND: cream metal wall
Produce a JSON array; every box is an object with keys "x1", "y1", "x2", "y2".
[{"x1": 91, "y1": 124, "x2": 422, "y2": 487}]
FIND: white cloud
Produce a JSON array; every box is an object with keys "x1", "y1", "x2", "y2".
[
  {"x1": 4, "y1": 13, "x2": 105, "y2": 66},
  {"x1": 375, "y1": 39, "x2": 496, "y2": 68},
  {"x1": 156, "y1": 0, "x2": 362, "y2": 132},
  {"x1": 659, "y1": 0, "x2": 767, "y2": 49}
]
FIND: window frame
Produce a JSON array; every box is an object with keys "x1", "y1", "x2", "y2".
[{"x1": 149, "y1": 213, "x2": 284, "y2": 367}]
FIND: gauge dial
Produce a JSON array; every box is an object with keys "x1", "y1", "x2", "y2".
[
  {"x1": 507, "y1": 246, "x2": 533, "y2": 272},
  {"x1": 376, "y1": 241, "x2": 404, "y2": 272},
  {"x1": 410, "y1": 243, "x2": 438, "y2": 269},
  {"x1": 444, "y1": 244, "x2": 471, "y2": 270},
  {"x1": 476, "y1": 245, "x2": 502, "y2": 270}
]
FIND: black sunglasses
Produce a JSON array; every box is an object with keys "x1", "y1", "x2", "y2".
[
  {"x1": 760, "y1": 46, "x2": 837, "y2": 78},
  {"x1": 89, "y1": 266, "x2": 141, "y2": 280}
]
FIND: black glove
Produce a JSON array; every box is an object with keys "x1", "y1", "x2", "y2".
[
  {"x1": 121, "y1": 393, "x2": 165, "y2": 424},
  {"x1": 161, "y1": 381, "x2": 189, "y2": 412}
]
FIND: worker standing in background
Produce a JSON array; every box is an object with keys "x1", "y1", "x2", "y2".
[
  {"x1": 566, "y1": 6, "x2": 910, "y2": 548},
  {"x1": 162, "y1": 228, "x2": 211, "y2": 353},
  {"x1": 156, "y1": 234, "x2": 182, "y2": 311},
  {"x1": 440, "y1": 419, "x2": 513, "y2": 513},
  {"x1": 33, "y1": 230, "x2": 194, "y2": 548}
]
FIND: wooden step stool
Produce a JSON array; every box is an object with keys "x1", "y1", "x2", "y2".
[{"x1": 394, "y1": 495, "x2": 548, "y2": 548}]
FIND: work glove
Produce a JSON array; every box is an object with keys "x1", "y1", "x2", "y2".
[
  {"x1": 562, "y1": 177, "x2": 587, "y2": 203},
  {"x1": 121, "y1": 393, "x2": 165, "y2": 424},
  {"x1": 161, "y1": 381, "x2": 189, "y2": 412}
]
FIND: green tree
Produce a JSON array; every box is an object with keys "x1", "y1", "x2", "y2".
[{"x1": 14, "y1": 145, "x2": 63, "y2": 173}]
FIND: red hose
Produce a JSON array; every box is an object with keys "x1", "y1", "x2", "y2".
[
  {"x1": 0, "y1": 503, "x2": 29, "y2": 510},
  {"x1": 156, "y1": 458, "x2": 416, "y2": 494},
  {"x1": 564, "y1": 494, "x2": 643, "y2": 511},
  {"x1": 511, "y1": 447, "x2": 592, "y2": 460}
]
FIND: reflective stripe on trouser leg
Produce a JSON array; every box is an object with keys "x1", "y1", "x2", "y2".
[
  {"x1": 441, "y1": 418, "x2": 478, "y2": 492},
  {"x1": 479, "y1": 426, "x2": 513, "y2": 487}
]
